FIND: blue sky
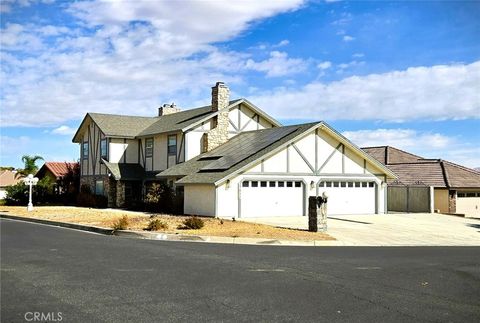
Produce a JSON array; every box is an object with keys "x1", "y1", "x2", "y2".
[{"x1": 1, "y1": 0, "x2": 479, "y2": 169}]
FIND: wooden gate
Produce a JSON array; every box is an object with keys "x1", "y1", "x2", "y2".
[{"x1": 387, "y1": 181, "x2": 431, "y2": 213}]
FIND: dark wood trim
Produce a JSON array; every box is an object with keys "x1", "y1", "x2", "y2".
[{"x1": 123, "y1": 138, "x2": 127, "y2": 163}]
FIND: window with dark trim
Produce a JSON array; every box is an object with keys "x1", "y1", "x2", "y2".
[
  {"x1": 100, "y1": 138, "x2": 107, "y2": 159},
  {"x1": 251, "y1": 181, "x2": 258, "y2": 187},
  {"x1": 82, "y1": 142, "x2": 89, "y2": 159},
  {"x1": 269, "y1": 181, "x2": 276, "y2": 187},
  {"x1": 168, "y1": 135, "x2": 177, "y2": 155},
  {"x1": 145, "y1": 138, "x2": 154, "y2": 157},
  {"x1": 278, "y1": 181, "x2": 285, "y2": 187},
  {"x1": 286, "y1": 181, "x2": 293, "y2": 187},
  {"x1": 260, "y1": 181, "x2": 267, "y2": 187},
  {"x1": 295, "y1": 181, "x2": 301, "y2": 187},
  {"x1": 95, "y1": 180, "x2": 104, "y2": 195},
  {"x1": 242, "y1": 181, "x2": 249, "y2": 187}
]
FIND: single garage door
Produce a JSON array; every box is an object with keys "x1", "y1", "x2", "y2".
[
  {"x1": 240, "y1": 180, "x2": 304, "y2": 217},
  {"x1": 457, "y1": 192, "x2": 480, "y2": 217},
  {"x1": 319, "y1": 180, "x2": 376, "y2": 215}
]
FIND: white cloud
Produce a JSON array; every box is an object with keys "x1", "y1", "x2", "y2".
[
  {"x1": 342, "y1": 129, "x2": 454, "y2": 150},
  {"x1": 0, "y1": 0, "x2": 305, "y2": 127},
  {"x1": 245, "y1": 51, "x2": 308, "y2": 77},
  {"x1": 252, "y1": 61, "x2": 480, "y2": 121},
  {"x1": 342, "y1": 35, "x2": 354, "y2": 42},
  {"x1": 352, "y1": 53, "x2": 364, "y2": 58},
  {"x1": 51, "y1": 125, "x2": 76, "y2": 135},
  {"x1": 342, "y1": 128, "x2": 480, "y2": 168},
  {"x1": 317, "y1": 61, "x2": 332, "y2": 70},
  {"x1": 274, "y1": 39, "x2": 290, "y2": 47}
]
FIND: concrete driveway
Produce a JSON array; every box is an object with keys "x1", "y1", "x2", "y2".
[{"x1": 242, "y1": 213, "x2": 480, "y2": 246}]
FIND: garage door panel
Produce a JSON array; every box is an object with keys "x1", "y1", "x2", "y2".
[
  {"x1": 457, "y1": 192, "x2": 480, "y2": 217},
  {"x1": 241, "y1": 180, "x2": 304, "y2": 217},
  {"x1": 319, "y1": 180, "x2": 376, "y2": 215}
]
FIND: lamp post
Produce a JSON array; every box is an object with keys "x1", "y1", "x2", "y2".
[{"x1": 23, "y1": 174, "x2": 39, "y2": 211}]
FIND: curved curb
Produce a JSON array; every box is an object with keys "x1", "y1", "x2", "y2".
[{"x1": 0, "y1": 213, "x2": 340, "y2": 247}]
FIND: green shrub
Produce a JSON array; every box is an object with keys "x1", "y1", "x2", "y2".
[
  {"x1": 112, "y1": 215, "x2": 129, "y2": 230},
  {"x1": 146, "y1": 219, "x2": 168, "y2": 231},
  {"x1": 143, "y1": 183, "x2": 183, "y2": 214},
  {"x1": 4, "y1": 183, "x2": 28, "y2": 206},
  {"x1": 179, "y1": 216, "x2": 204, "y2": 230}
]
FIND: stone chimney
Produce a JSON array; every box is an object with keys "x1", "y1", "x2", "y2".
[
  {"x1": 203, "y1": 82, "x2": 230, "y2": 152},
  {"x1": 158, "y1": 103, "x2": 181, "y2": 116}
]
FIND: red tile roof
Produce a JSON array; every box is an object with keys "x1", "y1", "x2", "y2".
[{"x1": 37, "y1": 162, "x2": 78, "y2": 179}]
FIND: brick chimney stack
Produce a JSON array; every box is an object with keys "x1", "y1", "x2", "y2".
[{"x1": 158, "y1": 103, "x2": 181, "y2": 116}]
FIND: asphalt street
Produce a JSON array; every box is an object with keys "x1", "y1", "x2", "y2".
[{"x1": 1, "y1": 218, "x2": 479, "y2": 322}]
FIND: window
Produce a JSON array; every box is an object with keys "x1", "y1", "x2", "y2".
[
  {"x1": 82, "y1": 142, "x2": 89, "y2": 159},
  {"x1": 251, "y1": 181, "x2": 258, "y2": 187},
  {"x1": 286, "y1": 181, "x2": 293, "y2": 187},
  {"x1": 355, "y1": 182, "x2": 361, "y2": 188},
  {"x1": 95, "y1": 180, "x2": 104, "y2": 195},
  {"x1": 369, "y1": 182, "x2": 375, "y2": 188},
  {"x1": 145, "y1": 138, "x2": 153, "y2": 157},
  {"x1": 362, "y1": 182, "x2": 368, "y2": 187},
  {"x1": 348, "y1": 182, "x2": 354, "y2": 188},
  {"x1": 319, "y1": 182, "x2": 325, "y2": 187},
  {"x1": 168, "y1": 135, "x2": 177, "y2": 155},
  {"x1": 295, "y1": 181, "x2": 301, "y2": 188},
  {"x1": 466, "y1": 192, "x2": 476, "y2": 197},
  {"x1": 326, "y1": 182, "x2": 332, "y2": 187},
  {"x1": 278, "y1": 181, "x2": 285, "y2": 187},
  {"x1": 333, "y1": 182, "x2": 339, "y2": 187},
  {"x1": 340, "y1": 182, "x2": 346, "y2": 187},
  {"x1": 100, "y1": 138, "x2": 107, "y2": 159},
  {"x1": 269, "y1": 181, "x2": 276, "y2": 187},
  {"x1": 242, "y1": 181, "x2": 249, "y2": 187},
  {"x1": 260, "y1": 181, "x2": 267, "y2": 187}
]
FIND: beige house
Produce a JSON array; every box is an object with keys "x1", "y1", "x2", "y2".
[
  {"x1": 362, "y1": 146, "x2": 480, "y2": 218},
  {"x1": 0, "y1": 169, "x2": 24, "y2": 200},
  {"x1": 72, "y1": 82, "x2": 280, "y2": 207}
]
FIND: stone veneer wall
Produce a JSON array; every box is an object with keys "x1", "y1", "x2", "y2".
[
  {"x1": 79, "y1": 175, "x2": 120, "y2": 208},
  {"x1": 448, "y1": 190, "x2": 457, "y2": 214},
  {"x1": 205, "y1": 82, "x2": 230, "y2": 151}
]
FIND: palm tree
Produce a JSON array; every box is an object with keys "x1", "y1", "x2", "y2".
[{"x1": 20, "y1": 155, "x2": 44, "y2": 175}]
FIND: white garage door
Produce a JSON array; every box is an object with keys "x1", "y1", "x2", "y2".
[
  {"x1": 240, "y1": 180, "x2": 304, "y2": 217},
  {"x1": 319, "y1": 180, "x2": 376, "y2": 215},
  {"x1": 457, "y1": 192, "x2": 480, "y2": 217}
]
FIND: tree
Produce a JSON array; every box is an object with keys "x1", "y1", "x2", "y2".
[{"x1": 19, "y1": 155, "x2": 44, "y2": 175}]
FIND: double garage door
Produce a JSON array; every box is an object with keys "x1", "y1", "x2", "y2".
[
  {"x1": 457, "y1": 192, "x2": 480, "y2": 217},
  {"x1": 240, "y1": 179, "x2": 376, "y2": 218}
]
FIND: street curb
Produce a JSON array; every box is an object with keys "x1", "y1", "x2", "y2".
[{"x1": 0, "y1": 214, "x2": 340, "y2": 247}]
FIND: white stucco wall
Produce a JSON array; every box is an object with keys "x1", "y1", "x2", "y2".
[
  {"x1": 213, "y1": 126, "x2": 388, "y2": 218},
  {"x1": 184, "y1": 184, "x2": 216, "y2": 216}
]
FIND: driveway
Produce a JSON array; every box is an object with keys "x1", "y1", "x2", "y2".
[{"x1": 242, "y1": 213, "x2": 480, "y2": 246}]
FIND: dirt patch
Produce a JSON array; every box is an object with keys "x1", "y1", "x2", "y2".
[{"x1": 0, "y1": 206, "x2": 334, "y2": 241}]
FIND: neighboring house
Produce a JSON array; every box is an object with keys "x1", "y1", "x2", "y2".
[
  {"x1": 36, "y1": 162, "x2": 79, "y2": 194},
  {"x1": 0, "y1": 170, "x2": 24, "y2": 199},
  {"x1": 73, "y1": 82, "x2": 395, "y2": 217},
  {"x1": 72, "y1": 82, "x2": 280, "y2": 207},
  {"x1": 362, "y1": 146, "x2": 480, "y2": 218}
]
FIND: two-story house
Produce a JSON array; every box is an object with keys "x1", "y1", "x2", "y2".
[
  {"x1": 73, "y1": 82, "x2": 396, "y2": 218},
  {"x1": 72, "y1": 82, "x2": 280, "y2": 207}
]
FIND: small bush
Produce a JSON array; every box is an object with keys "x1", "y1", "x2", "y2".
[
  {"x1": 180, "y1": 216, "x2": 204, "y2": 230},
  {"x1": 145, "y1": 219, "x2": 168, "y2": 231},
  {"x1": 112, "y1": 215, "x2": 129, "y2": 230}
]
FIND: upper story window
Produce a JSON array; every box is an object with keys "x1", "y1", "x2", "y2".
[
  {"x1": 100, "y1": 138, "x2": 107, "y2": 159},
  {"x1": 168, "y1": 135, "x2": 177, "y2": 155},
  {"x1": 145, "y1": 138, "x2": 154, "y2": 157},
  {"x1": 82, "y1": 142, "x2": 89, "y2": 159}
]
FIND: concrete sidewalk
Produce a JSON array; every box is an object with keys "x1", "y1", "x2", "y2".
[{"x1": 242, "y1": 213, "x2": 480, "y2": 246}]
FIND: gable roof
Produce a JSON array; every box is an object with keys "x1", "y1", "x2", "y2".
[
  {"x1": 0, "y1": 170, "x2": 24, "y2": 187},
  {"x1": 103, "y1": 160, "x2": 146, "y2": 180},
  {"x1": 159, "y1": 122, "x2": 396, "y2": 185},
  {"x1": 72, "y1": 99, "x2": 279, "y2": 143},
  {"x1": 362, "y1": 146, "x2": 480, "y2": 188},
  {"x1": 36, "y1": 162, "x2": 78, "y2": 179}
]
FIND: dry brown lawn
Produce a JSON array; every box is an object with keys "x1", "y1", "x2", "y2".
[{"x1": 0, "y1": 206, "x2": 334, "y2": 241}]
